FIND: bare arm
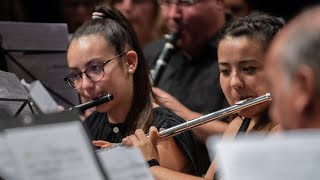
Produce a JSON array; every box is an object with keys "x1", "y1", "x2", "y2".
[
  {"x1": 150, "y1": 166, "x2": 211, "y2": 180},
  {"x1": 123, "y1": 127, "x2": 214, "y2": 180},
  {"x1": 124, "y1": 128, "x2": 191, "y2": 173},
  {"x1": 158, "y1": 137, "x2": 191, "y2": 172}
]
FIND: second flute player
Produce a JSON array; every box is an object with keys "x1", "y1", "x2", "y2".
[{"x1": 124, "y1": 12, "x2": 284, "y2": 180}]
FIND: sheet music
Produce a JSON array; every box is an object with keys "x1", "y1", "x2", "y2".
[
  {"x1": 98, "y1": 147, "x2": 154, "y2": 180},
  {"x1": 28, "y1": 80, "x2": 59, "y2": 114},
  {"x1": 207, "y1": 130, "x2": 320, "y2": 180},
  {"x1": 6, "y1": 121, "x2": 106, "y2": 180},
  {"x1": 0, "y1": 133, "x2": 19, "y2": 180},
  {"x1": 0, "y1": 71, "x2": 29, "y2": 99}
]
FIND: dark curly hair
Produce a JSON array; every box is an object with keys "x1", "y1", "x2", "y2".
[{"x1": 217, "y1": 12, "x2": 284, "y2": 51}]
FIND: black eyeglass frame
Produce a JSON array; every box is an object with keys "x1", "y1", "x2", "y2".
[{"x1": 64, "y1": 51, "x2": 128, "y2": 89}]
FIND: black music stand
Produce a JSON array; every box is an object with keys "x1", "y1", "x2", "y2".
[
  {"x1": 0, "y1": 70, "x2": 35, "y2": 117},
  {"x1": 0, "y1": 21, "x2": 79, "y2": 108},
  {"x1": 24, "y1": 80, "x2": 60, "y2": 114}
]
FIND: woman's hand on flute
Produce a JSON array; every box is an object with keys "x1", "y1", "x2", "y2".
[
  {"x1": 122, "y1": 126, "x2": 160, "y2": 162},
  {"x1": 92, "y1": 140, "x2": 114, "y2": 149},
  {"x1": 58, "y1": 105, "x2": 65, "y2": 111}
]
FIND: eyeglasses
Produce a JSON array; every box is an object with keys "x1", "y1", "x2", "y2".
[
  {"x1": 64, "y1": 52, "x2": 128, "y2": 89},
  {"x1": 158, "y1": 0, "x2": 198, "y2": 6}
]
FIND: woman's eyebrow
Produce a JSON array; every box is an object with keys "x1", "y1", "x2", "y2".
[
  {"x1": 238, "y1": 59, "x2": 257, "y2": 65},
  {"x1": 218, "y1": 62, "x2": 230, "y2": 66},
  {"x1": 68, "y1": 58, "x2": 105, "y2": 71}
]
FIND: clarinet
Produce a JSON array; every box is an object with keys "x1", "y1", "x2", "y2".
[{"x1": 151, "y1": 30, "x2": 180, "y2": 86}]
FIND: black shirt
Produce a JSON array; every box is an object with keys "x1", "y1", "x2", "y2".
[
  {"x1": 83, "y1": 107, "x2": 210, "y2": 176},
  {"x1": 144, "y1": 36, "x2": 227, "y2": 114}
]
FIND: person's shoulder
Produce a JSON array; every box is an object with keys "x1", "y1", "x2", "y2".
[
  {"x1": 144, "y1": 37, "x2": 166, "y2": 53},
  {"x1": 269, "y1": 124, "x2": 281, "y2": 133},
  {"x1": 226, "y1": 116, "x2": 243, "y2": 130},
  {"x1": 152, "y1": 106, "x2": 186, "y2": 129},
  {"x1": 222, "y1": 116, "x2": 244, "y2": 138},
  {"x1": 143, "y1": 37, "x2": 167, "y2": 63},
  {"x1": 143, "y1": 38, "x2": 166, "y2": 66}
]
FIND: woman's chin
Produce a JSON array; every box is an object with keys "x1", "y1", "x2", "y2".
[
  {"x1": 238, "y1": 111, "x2": 258, "y2": 118},
  {"x1": 95, "y1": 104, "x2": 109, "y2": 113},
  {"x1": 238, "y1": 102, "x2": 270, "y2": 118},
  {"x1": 238, "y1": 107, "x2": 262, "y2": 118}
]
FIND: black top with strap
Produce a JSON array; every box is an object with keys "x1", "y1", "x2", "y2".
[{"x1": 83, "y1": 106, "x2": 210, "y2": 176}]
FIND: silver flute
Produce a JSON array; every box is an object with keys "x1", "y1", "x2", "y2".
[
  {"x1": 159, "y1": 93, "x2": 271, "y2": 139},
  {"x1": 96, "y1": 93, "x2": 271, "y2": 153}
]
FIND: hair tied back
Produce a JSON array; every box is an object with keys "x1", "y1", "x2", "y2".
[{"x1": 92, "y1": 12, "x2": 105, "y2": 19}]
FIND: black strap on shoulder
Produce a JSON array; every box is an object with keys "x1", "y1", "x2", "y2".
[{"x1": 236, "y1": 118, "x2": 251, "y2": 137}]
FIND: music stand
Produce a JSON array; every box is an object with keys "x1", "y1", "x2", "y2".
[
  {"x1": 0, "y1": 110, "x2": 109, "y2": 180},
  {"x1": 0, "y1": 70, "x2": 35, "y2": 117},
  {"x1": 0, "y1": 21, "x2": 79, "y2": 108},
  {"x1": 24, "y1": 80, "x2": 60, "y2": 114}
]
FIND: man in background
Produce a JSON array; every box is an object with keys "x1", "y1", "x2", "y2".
[{"x1": 266, "y1": 5, "x2": 320, "y2": 129}]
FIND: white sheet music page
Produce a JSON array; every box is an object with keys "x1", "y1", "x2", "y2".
[
  {"x1": 207, "y1": 130, "x2": 320, "y2": 180},
  {"x1": 5, "y1": 121, "x2": 106, "y2": 180},
  {"x1": 28, "y1": 80, "x2": 60, "y2": 114},
  {"x1": 98, "y1": 147, "x2": 154, "y2": 180},
  {"x1": 0, "y1": 133, "x2": 19, "y2": 180}
]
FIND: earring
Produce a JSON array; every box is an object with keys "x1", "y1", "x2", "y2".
[{"x1": 128, "y1": 69, "x2": 133, "y2": 73}]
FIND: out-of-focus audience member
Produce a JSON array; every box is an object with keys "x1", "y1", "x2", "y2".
[
  {"x1": 144, "y1": 0, "x2": 228, "y2": 118},
  {"x1": 266, "y1": 4, "x2": 320, "y2": 130},
  {"x1": 103, "y1": 0, "x2": 166, "y2": 47}
]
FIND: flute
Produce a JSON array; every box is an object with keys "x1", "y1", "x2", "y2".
[
  {"x1": 68, "y1": 94, "x2": 113, "y2": 113},
  {"x1": 159, "y1": 93, "x2": 271, "y2": 139},
  {"x1": 96, "y1": 93, "x2": 271, "y2": 152}
]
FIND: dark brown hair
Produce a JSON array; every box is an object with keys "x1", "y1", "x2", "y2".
[
  {"x1": 71, "y1": 5, "x2": 154, "y2": 135},
  {"x1": 217, "y1": 12, "x2": 284, "y2": 51}
]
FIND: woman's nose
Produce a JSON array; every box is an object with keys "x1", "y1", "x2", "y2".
[
  {"x1": 81, "y1": 74, "x2": 94, "y2": 90},
  {"x1": 230, "y1": 72, "x2": 244, "y2": 89}
]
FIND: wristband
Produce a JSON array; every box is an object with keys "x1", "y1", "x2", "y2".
[{"x1": 147, "y1": 159, "x2": 160, "y2": 167}]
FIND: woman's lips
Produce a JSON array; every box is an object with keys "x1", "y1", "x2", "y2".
[
  {"x1": 88, "y1": 94, "x2": 103, "y2": 101},
  {"x1": 234, "y1": 96, "x2": 254, "y2": 103}
]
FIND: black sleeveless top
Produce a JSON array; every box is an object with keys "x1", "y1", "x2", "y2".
[{"x1": 83, "y1": 106, "x2": 210, "y2": 176}]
